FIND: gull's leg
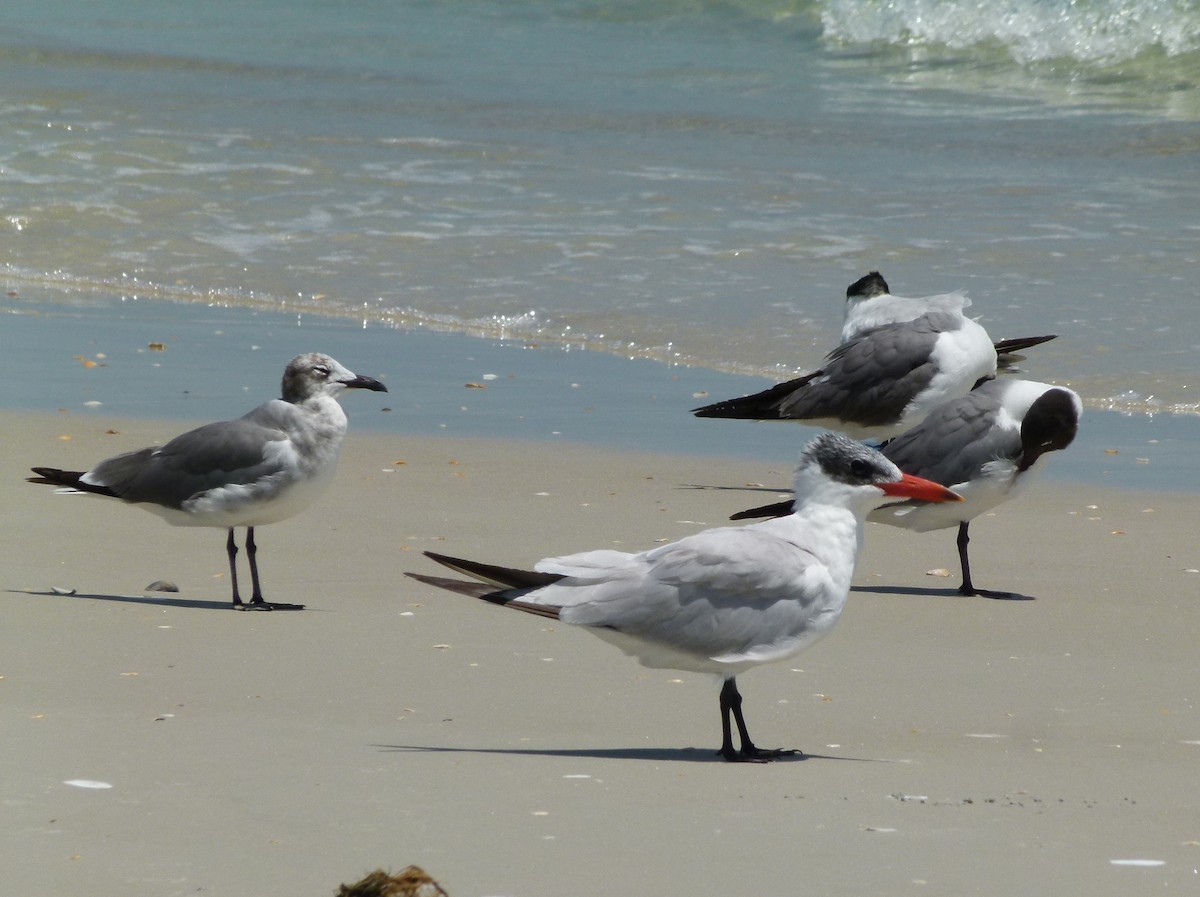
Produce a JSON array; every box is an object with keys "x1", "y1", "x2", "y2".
[
  {"x1": 718, "y1": 677, "x2": 798, "y2": 763},
  {"x1": 241, "y1": 526, "x2": 304, "y2": 611},
  {"x1": 227, "y1": 528, "x2": 245, "y2": 608},
  {"x1": 956, "y1": 522, "x2": 978, "y2": 596},
  {"x1": 718, "y1": 677, "x2": 739, "y2": 761},
  {"x1": 246, "y1": 527, "x2": 264, "y2": 604},
  {"x1": 956, "y1": 521, "x2": 1019, "y2": 600}
]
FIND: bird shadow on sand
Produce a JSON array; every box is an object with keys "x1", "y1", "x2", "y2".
[
  {"x1": 374, "y1": 743, "x2": 889, "y2": 765},
  {"x1": 853, "y1": 584, "x2": 1036, "y2": 601},
  {"x1": 679, "y1": 482, "x2": 791, "y2": 496},
  {"x1": 6, "y1": 588, "x2": 315, "y2": 611}
]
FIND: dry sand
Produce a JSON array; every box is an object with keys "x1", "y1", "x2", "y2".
[{"x1": 3, "y1": 409, "x2": 1198, "y2": 896}]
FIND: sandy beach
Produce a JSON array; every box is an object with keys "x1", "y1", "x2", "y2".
[
  {"x1": 4, "y1": 409, "x2": 1199, "y2": 896},
  {"x1": 6, "y1": 0, "x2": 1199, "y2": 891}
]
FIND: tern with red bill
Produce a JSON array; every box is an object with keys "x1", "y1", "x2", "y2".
[
  {"x1": 29, "y1": 353, "x2": 387, "y2": 611},
  {"x1": 407, "y1": 433, "x2": 962, "y2": 762}
]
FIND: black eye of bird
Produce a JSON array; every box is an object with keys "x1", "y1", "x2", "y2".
[
  {"x1": 312, "y1": 366, "x2": 329, "y2": 378},
  {"x1": 849, "y1": 459, "x2": 870, "y2": 478}
]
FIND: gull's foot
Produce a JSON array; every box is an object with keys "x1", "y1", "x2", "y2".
[
  {"x1": 719, "y1": 745, "x2": 802, "y2": 763},
  {"x1": 234, "y1": 600, "x2": 306, "y2": 611},
  {"x1": 959, "y1": 585, "x2": 1032, "y2": 601}
]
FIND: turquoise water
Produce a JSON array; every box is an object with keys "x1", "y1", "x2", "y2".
[{"x1": 2, "y1": 0, "x2": 1199, "y2": 434}]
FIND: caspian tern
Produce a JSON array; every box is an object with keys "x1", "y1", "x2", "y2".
[
  {"x1": 407, "y1": 433, "x2": 962, "y2": 762},
  {"x1": 732, "y1": 380, "x2": 1081, "y2": 599},
  {"x1": 842, "y1": 271, "x2": 1056, "y2": 368},
  {"x1": 29, "y1": 353, "x2": 387, "y2": 611}
]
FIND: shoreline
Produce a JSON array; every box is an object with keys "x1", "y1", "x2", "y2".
[
  {"x1": 3, "y1": 292, "x2": 1199, "y2": 494},
  {"x1": 5, "y1": 409, "x2": 1199, "y2": 895},
  {"x1": 7, "y1": 283, "x2": 1200, "y2": 417}
]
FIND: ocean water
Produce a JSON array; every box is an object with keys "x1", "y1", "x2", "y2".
[
  {"x1": 2, "y1": 0, "x2": 1199, "y2": 429},
  {"x1": 5, "y1": 294, "x2": 1197, "y2": 492}
]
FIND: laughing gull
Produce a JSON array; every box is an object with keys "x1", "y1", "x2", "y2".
[
  {"x1": 732, "y1": 380, "x2": 1082, "y2": 598},
  {"x1": 842, "y1": 271, "x2": 1056, "y2": 368},
  {"x1": 407, "y1": 433, "x2": 962, "y2": 762},
  {"x1": 693, "y1": 307, "x2": 998, "y2": 439},
  {"x1": 29, "y1": 352, "x2": 387, "y2": 611},
  {"x1": 692, "y1": 268, "x2": 1063, "y2": 439}
]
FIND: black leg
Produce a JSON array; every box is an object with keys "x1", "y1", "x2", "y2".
[
  {"x1": 956, "y1": 521, "x2": 977, "y2": 596},
  {"x1": 956, "y1": 521, "x2": 1017, "y2": 599},
  {"x1": 718, "y1": 677, "x2": 739, "y2": 760},
  {"x1": 246, "y1": 527, "x2": 264, "y2": 603},
  {"x1": 227, "y1": 528, "x2": 244, "y2": 607},
  {"x1": 717, "y1": 677, "x2": 798, "y2": 763},
  {"x1": 238, "y1": 526, "x2": 304, "y2": 611}
]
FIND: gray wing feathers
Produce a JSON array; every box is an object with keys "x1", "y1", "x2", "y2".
[
  {"x1": 88, "y1": 416, "x2": 288, "y2": 508},
  {"x1": 553, "y1": 528, "x2": 823, "y2": 632},
  {"x1": 417, "y1": 528, "x2": 834, "y2": 667},
  {"x1": 778, "y1": 315, "x2": 949, "y2": 426},
  {"x1": 881, "y1": 385, "x2": 1018, "y2": 487}
]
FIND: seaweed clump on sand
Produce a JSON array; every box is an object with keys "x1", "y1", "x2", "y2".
[{"x1": 336, "y1": 866, "x2": 449, "y2": 897}]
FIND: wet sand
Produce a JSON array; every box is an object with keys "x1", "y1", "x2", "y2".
[{"x1": 4, "y1": 410, "x2": 1199, "y2": 896}]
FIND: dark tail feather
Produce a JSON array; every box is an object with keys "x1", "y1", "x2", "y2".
[
  {"x1": 692, "y1": 372, "x2": 821, "y2": 420},
  {"x1": 993, "y1": 334, "x2": 1056, "y2": 354},
  {"x1": 730, "y1": 499, "x2": 795, "y2": 521},
  {"x1": 423, "y1": 551, "x2": 563, "y2": 590},
  {"x1": 405, "y1": 572, "x2": 497, "y2": 599},
  {"x1": 27, "y1": 467, "x2": 117, "y2": 497},
  {"x1": 411, "y1": 552, "x2": 565, "y2": 620},
  {"x1": 404, "y1": 572, "x2": 562, "y2": 620}
]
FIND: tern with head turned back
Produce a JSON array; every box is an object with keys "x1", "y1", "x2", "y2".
[
  {"x1": 408, "y1": 433, "x2": 962, "y2": 762},
  {"x1": 29, "y1": 352, "x2": 387, "y2": 610}
]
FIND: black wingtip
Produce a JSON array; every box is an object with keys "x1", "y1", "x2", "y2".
[
  {"x1": 29, "y1": 466, "x2": 75, "y2": 486},
  {"x1": 729, "y1": 499, "x2": 795, "y2": 521},
  {"x1": 27, "y1": 467, "x2": 117, "y2": 496},
  {"x1": 692, "y1": 398, "x2": 766, "y2": 419},
  {"x1": 406, "y1": 566, "x2": 563, "y2": 620},
  {"x1": 993, "y1": 334, "x2": 1057, "y2": 354},
  {"x1": 404, "y1": 571, "x2": 497, "y2": 598},
  {"x1": 692, "y1": 372, "x2": 823, "y2": 420},
  {"x1": 422, "y1": 551, "x2": 563, "y2": 590}
]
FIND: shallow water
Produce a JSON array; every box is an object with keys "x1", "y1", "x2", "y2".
[
  {"x1": 2, "y1": 0, "x2": 1199, "y2": 417},
  {"x1": 6, "y1": 291, "x2": 1197, "y2": 492}
]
